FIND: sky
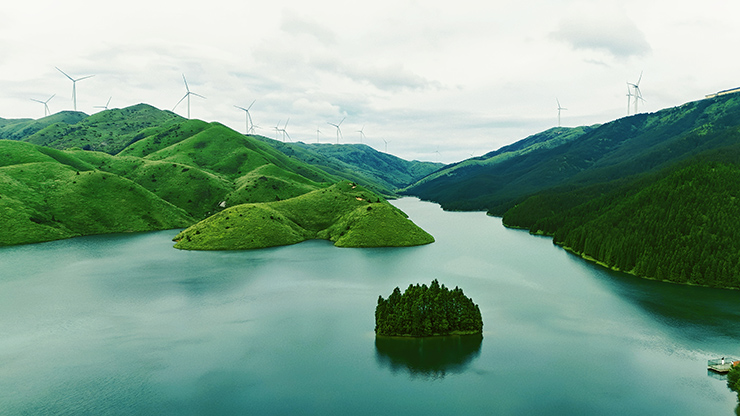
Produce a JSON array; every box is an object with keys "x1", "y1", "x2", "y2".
[{"x1": 1, "y1": 0, "x2": 739, "y2": 163}]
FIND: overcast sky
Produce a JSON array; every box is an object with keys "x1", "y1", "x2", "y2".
[{"x1": 1, "y1": 0, "x2": 738, "y2": 163}]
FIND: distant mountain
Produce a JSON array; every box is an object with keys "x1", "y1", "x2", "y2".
[
  {"x1": 253, "y1": 138, "x2": 444, "y2": 195},
  {"x1": 402, "y1": 126, "x2": 594, "y2": 211},
  {"x1": 405, "y1": 94, "x2": 740, "y2": 214}
]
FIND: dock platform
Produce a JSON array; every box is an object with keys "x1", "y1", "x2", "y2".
[{"x1": 708, "y1": 357, "x2": 738, "y2": 374}]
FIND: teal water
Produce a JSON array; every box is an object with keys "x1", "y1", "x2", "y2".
[{"x1": 1, "y1": 198, "x2": 738, "y2": 415}]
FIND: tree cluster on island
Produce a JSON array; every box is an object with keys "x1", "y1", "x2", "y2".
[{"x1": 375, "y1": 279, "x2": 483, "y2": 337}]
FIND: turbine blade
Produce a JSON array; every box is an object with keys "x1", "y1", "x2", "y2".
[
  {"x1": 47, "y1": 94, "x2": 56, "y2": 102},
  {"x1": 234, "y1": 105, "x2": 247, "y2": 111},
  {"x1": 247, "y1": 99, "x2": 255, "y2": 110},
  {"x1": 30, "y1": 98, "x2": 44, "y2": 103},
  {"x1": 182, "y1": 74, "x2": 190, "y2": 92},
  {"x1": 75, "y1": 74, "x2": 95, "y2": 81},
  {"x1": 284, "y1": 118, "x2": 289, "y2": 128},
  {"x1": 191, "y1": 93, "x2": 206, "y2": 99},
  {"x1": 338, "y1": 117, "x2": 345, "y2": 126},
  {"x1": 636, "y1": 71, "x2": 643, "y2": 86},
  {"x1": 173, "y1": 94, "x2": 188, "y2": 110},
  {"x1": 55, "y1": 67, "x2": 74, "y2": 81}
]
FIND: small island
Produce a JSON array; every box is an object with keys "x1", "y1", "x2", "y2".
[{"x1": 375, "y1": 279, "x2": 483, "y2": 337}]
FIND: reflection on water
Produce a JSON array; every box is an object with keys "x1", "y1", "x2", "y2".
[{"x1": 375, "y1": 334, "x2": 483, "y2": 379}]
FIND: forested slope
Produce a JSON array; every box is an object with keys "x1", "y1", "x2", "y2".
[{"x1": 504, "y1": 153, "x2": 740, "y2": 288}]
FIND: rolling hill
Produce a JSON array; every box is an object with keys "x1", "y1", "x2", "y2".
[{"x1": 173, "y1": 181, "x2": 434, "y2": 250}]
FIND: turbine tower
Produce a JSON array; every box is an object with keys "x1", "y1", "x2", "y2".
[
  {"x1": 234, "y1": 100, "x2": 256, "y2": 134},
  {"x1": 173, "y1": 74, "x2": 205, "y2": 119},
  {"x1": 55, "y1": 67, "x2": 94, "y2": 111},
  {"x1": 94, "y1": 97, "x2": 112, "y2": 111},
  {"x1": 30, "y1": 94, "x2": 55, "y2": 117},
  {"x1": 627, "y1": 71, "x2": 645, "y2": 115},
  {"x1": 556, "y1": 98, "x2": 567, "y2": 127},
  {"x1": 357, "y1": 125, "x2": 366, "y2": 143},
  {"x1": 327, "y1": 117, "x2": 345, "y2": 144},
  {"x1": 626, "y1": 86, "x2": 633, "y2": 115}
]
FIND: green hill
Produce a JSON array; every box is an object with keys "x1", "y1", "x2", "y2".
[
  {"x1": 172, "y1": 181, "x2": 434, "y2": 250},
  {"x1": 0, "y1": 111, "x2": 88, "y2": 142},
  {"x1": 21, "y1": 104, "x2": 185, "y2": 154}
]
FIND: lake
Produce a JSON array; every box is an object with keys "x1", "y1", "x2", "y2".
[{"x1": 1, "y1": 198, "x2": 738, "y2": 415}]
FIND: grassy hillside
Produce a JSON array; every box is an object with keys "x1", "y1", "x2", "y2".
[
  {"x1": 406, "y1": 94, "x2": 740, "y2": 214},
  {"x1": 0, "y1": 142, "x2": 193, "y2": 246},
  {"x1": 173, "y1": 181, "x2": 434, "y2": 250}
]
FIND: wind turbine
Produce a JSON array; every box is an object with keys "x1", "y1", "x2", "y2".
[
  {"x1": 382, "y1": 138, "x2": 390, "y2": 153},
  {"x1": 94, "y1": 96, "x2": 112, "y2": 111},
  {"x1": 627, "y1": 71, "x2": 645, "y2": 115},
  {"x1": 30, "y1": 94, "x2": 55, "y2": 117},
  {"x1": 316, "y1": 126, "x2": 322, "y2": 143},
  {"x1": 279, "y1": 118, "x2": 291, "y2": 141},
  {"x1": 234, "y1": 100, "x2": 255, "y2": 134},
  {"x1": 173, "y1": 74, "x2": 205, "y2": 119},
  {"x1": 55, "y1": 67, "x2": 94, "y2": 111},
  {"x1": 357, "y1": 125, "x2": 366, "y2": 143},
  {"x1": 327, "y1": 117, "x2": 345, "y2": 144},
  {"x1": 556, "y1": 98, "x2": 567, "y2": 127},
  {"x1": 273, "y1": 120, "x2": 282, "y2": 140}
]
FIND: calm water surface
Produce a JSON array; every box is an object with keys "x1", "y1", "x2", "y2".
[{"x1": 1, "y1": 198, "x2": 738, "y2": 415}]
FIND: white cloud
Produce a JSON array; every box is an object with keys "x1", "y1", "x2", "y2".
[
  {"x1": 1, "y1": 0, "x2": 740, "y2": 163},
  {"x1": 551, "y1": 17, "x2": 652, "y2": 59}
]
